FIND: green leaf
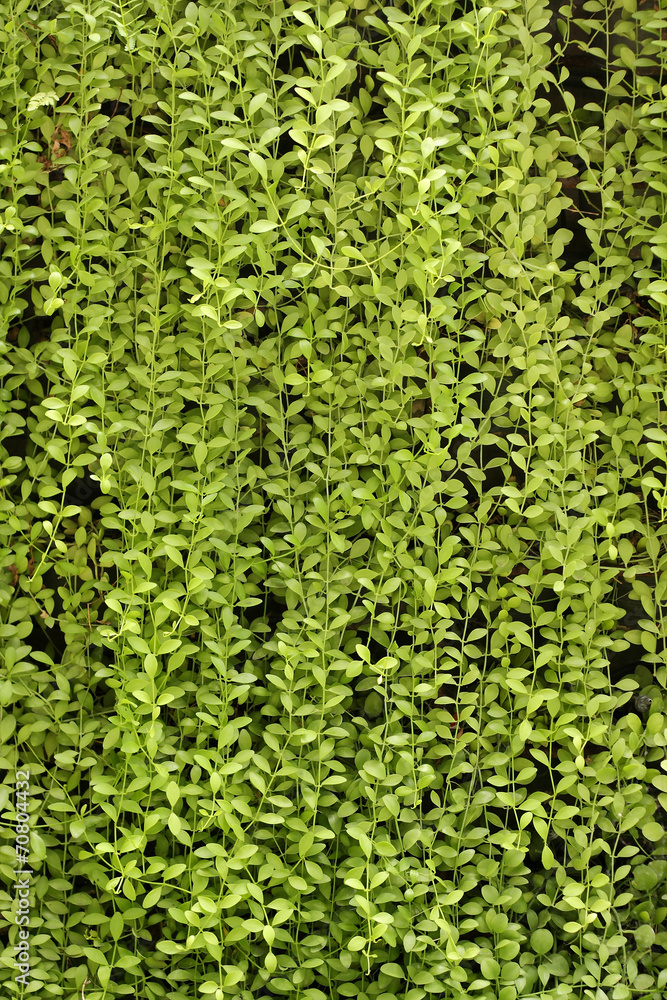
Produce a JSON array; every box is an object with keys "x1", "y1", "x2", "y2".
[
  {"x1": 480, "y1": 957, "x2": 500, "y2": 979},
  {"x1": 530, "y1": 928, "x2": 554, "y2": 955},
  {"x1": 641, "y1": 822, "x2": 664, "y2": 843},
  {"x1": 250, "y1": 219, "x2": 279, "y2": 233}
]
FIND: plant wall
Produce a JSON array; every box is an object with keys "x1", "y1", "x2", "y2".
[{"x1": 1, "y1": 0, "x2": 667, "y2": 998}]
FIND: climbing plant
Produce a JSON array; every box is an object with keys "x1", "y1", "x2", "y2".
[{"x1": 1, "y1": 0, "x2": 667, "y2": 998}]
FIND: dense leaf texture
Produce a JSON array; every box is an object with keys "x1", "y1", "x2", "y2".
[{"x1": 1, "y1": 0, "x2": 667, "y2": 997}]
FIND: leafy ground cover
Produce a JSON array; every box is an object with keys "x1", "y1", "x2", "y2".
[{"x1": 1, "y1": 0, "x2": 667, "y2": 997}]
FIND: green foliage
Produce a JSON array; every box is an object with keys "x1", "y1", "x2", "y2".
[{"x1": 1, "y1": 0, "x2": 667, "y2": 998}]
